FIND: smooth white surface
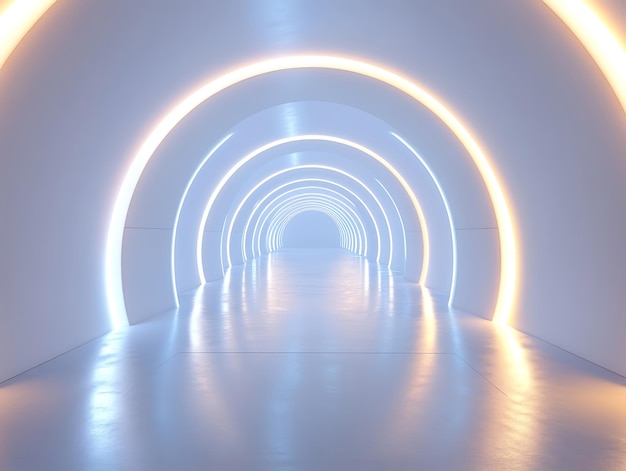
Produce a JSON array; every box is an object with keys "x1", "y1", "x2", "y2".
[
  {"x1": 0, "y1": 250, "x2": 624, "y2": 470},
  {"x1": 282, "y1": 212, "x2": 341, "y2": 248},
  {"x1": 122, "y1": 228, "x2": 177, "y2": 325},
  {"x1": 453, "y1": 228, "x2": 501, "y2": 319}
]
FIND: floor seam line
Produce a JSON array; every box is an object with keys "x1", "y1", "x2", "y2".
[{"x1": 453, "y1": 353, "x2": 512, "y2": 399}]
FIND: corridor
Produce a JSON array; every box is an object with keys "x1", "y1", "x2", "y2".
[{"x1": 1, "y1": 249, "x2": 625, "y2": 470}]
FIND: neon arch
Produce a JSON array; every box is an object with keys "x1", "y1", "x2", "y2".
[
  {"x1": 242, "y1": 181, "x2": 370, "y2": 261},
  {"x1": 2, "y1": 2, "x2": 625, "y2": 329},
  {"x1": 105, "y1": 57, "x2": 504, "y2": 329},
  {"x1": 171, "y1": 133, "x2": 234, "y2": 307},
  {"x1": 195, "y1": 136, "x2": 418, "y2": 287},
  {"x1": 273, "y1": 207, "x2": 353, "y2": 252},
  {"x1": 225, "y1": 180, "x2": 366, "y2": 266},
  {"x1": 233, "y1": 177, "x2": 406, "y2": 268},
  {"x1": 390, "y1": 133, "x2": 458, "y2": 306},
  {"x1": 223, "y1": 170, "x2": 395, "y2": 267},
  {"x1": 268, "y1": 204, "x2": 354, "y2": 252},
  {"x1": 246, "y1": 178, "x2": 378, "y2": 267},
  {"x1": 248, "y1": 187, "x2": 366, "y2": 257},
  {"x1": 228, "y1": 185, "x2": 369, "y2": 265},
  {"x1": 269, "y1": 205, "x2": 352, "y2": 252},
  {"x1": 255, "y1": 193, "x2": 366, "y2": 256},
  {"x1": 375, "y1": 178, "x2": 408, "y2": 272},
  {"x1": 262, "y1": 197, "x2": 362, "y2": 254}
]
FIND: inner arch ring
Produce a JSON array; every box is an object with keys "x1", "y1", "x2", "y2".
[{"x1": 106, "y1": 55, "x2": 516, "y2": 328}]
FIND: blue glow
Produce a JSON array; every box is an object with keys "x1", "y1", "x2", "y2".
[
  {"x1": 195, "y1": 135, "x2": 427, "y2": 287},
  {"x1": 265, "y1": 198, "x2": 360, "y2": 253},
  {"x1": 171, "y1": 133, "x2": 233, "y2": 299},
  {"x1": 247, "y1": 188, "x2": 362, "y2": 255},
  {"x1": 268, "y1": 203, "x2": 355, "y2": 253},
  {"x1": 259, "y1": 195, "x2": 362, "y2": 255},
  {"x1": 268, "y1": 204, "x2": 351, "y2": 252},
  {"x1": 221, "y1": 166, "x2": 381, "y2": 268},
  {"x1": 243, "y1": 180, "x2": 366, "y2": 259},
  {"x1": 230, "y1": 180, "x2": 368, "y2": 263},
  {"x1": 240, "y1": 166, "x2": 381, "y2": 260},
  {"x1": 375, "y1": 179, "x2": 407, "y2": 270},
  {"x1": 271, "y1": 205, "x2": 351, "y2": 251},
  {"x1": 391, "y1": 132, "x2": 457, "y2": 305},
  {"x1": 225, "y1": 179, "x2": 363, "y2": 267}
]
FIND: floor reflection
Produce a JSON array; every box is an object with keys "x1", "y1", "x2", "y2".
[{"x1": 0, "y1": 248, "x2": 625, "y2": 470}]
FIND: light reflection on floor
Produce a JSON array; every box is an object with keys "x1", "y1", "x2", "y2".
[{"x1": 0, "y1": 248, "x2": 625, "y2": 470}]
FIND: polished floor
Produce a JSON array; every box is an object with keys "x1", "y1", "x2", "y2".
[{"x1": 1, "y1": 249, "x2": 625, "y2": 470}]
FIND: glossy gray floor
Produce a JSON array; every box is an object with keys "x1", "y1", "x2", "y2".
[{"x1": 1, "y1": 249, "x2": 625, "y2": 470}]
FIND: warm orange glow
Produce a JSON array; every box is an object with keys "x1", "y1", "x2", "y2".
[
  {"x1": 198, "y1": 136, "x2": 427, "y2": 284},
  {"x1": 4, "y1": 3, "x2": 623, "y2": 329},
  {"x1": 497, "y1": 325, "x2": 532, "y2": 394},
  {"x1": 0, "y1": 0, "x2": 57, "y2": 71},
  {"x1": 108, "y1": 56, "x2": 515, "y2": 329},
  {"x1": 543, "y1": 0, "x2": 626, "y2": 116}
]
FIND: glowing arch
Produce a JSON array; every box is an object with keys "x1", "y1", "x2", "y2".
[
  {"x1": 96, "y1": 11, "x2": 626, "y2": 328},
  {"x1": 228, "y1": 185, "x2": 369, "y2": 264},
  {"x1": 262, "y1": 197, "x2": 361, "y2": 253},
  {"x1": 391, "y1": 133, "x2": 457, "y2": 305},
  {"x1": 225, "y1": 180, "x2": 367, "y2": 266},
  {"x1": 171, "y1": 133, "x2": 234, "y2": 307},
  {"x1": 268, "y1": 204, "x2": 353, "y2": 252},
  {"x1": 245, "y1": 185, "x2": 367, "y2": 259},
  {"x1": 375, "y1": 178, "x2": 408, "y2": 272},
  {"x1": 2, "y1": 1, "x2": 625, "y2": 329},
  {"x1": 256, "y1": 193, "x2": 365, "y2": 256},
  {"x1": 222, "y1": 170, "x2": 396, "y2": 269},
  {"x1": 263, "y1": 200, "x2": 359, "y2": 255},
  {"x1": 196, "y1": 137, "x2": 416, "y2": 286},
  {"x1": 542, "y1": 0, "x2": 625, "y2": 116},
  {"x1": 108, "y1": 57, "x2": 503, "y2": 329},
  {"x1": 269, "y1": 205, "x2": 349, "y2": 252}
]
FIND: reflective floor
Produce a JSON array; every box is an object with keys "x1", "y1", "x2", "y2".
[{"x1": 1, "y1": 249, "x2": 625, "y2": 470}]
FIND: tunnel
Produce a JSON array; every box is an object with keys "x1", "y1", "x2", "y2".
[{"x1": 0, "y1": 1, "x2": 625, "y2": 469}]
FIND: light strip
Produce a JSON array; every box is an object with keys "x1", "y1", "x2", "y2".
[
  {"x1": 2, "y1": 1, "x2": 624, "y2": 329},
  {"x1": 271, "y1": 204, "x2": 351, "y2": 251},
  {"x1": 227, "y1": 176, "x2": 370, "y2": 264},
  {"x1": 266, "y1": 201, "x2": 355, "y2": 253},
  {"x1": 269, "y1": 203, "x2": 353, "y2": 252},
  {"x1": 105, "y1": 55, "x2": 498, "y2": 324},
  {"x1": 265, "y1": 200, "x2": 354, "y2": 251},
  {"x1": 251, "y1": 191, "x2": 367, "y2": 255},
  {"x1": 226, "y1": 181, "x2": 360, "y2": 266},
  {"x1": 265, "y1": 191, "x2": 361, "y2": 254},
  {"x1": 206, "y1": 160, "x2": 386, "y2": 277},
  {"x1": 390, "y1": 133, "x2": 458, "y2": 305},
  {"x1": 106, "y1": 31, "x2": 625, "y2": 326},
  {"x1": 103, "y1": 55, "x2": 487, "y2": 330},
  {"x1": 375, "y1": 179, "x2": 408, "y2": 271},
  {"x1": 196, "y1": 137, "x2": 409, "y2": 285},
  {"x1": 171, "y1": 133, "x2": 233, "y2": 301},
  {"x1": 253, "y1": 191, "x2": 364, "y2": 257},
  {"x1": 0, "y1": 0, "x2": 56, "y2": 71},
  {"x1": 244, "y1": 178, "x2": 369, "y2": 260},
  {"x1": 542, "y1": 0, "x2": 626, "y2": 116},
  {"x1": 233, "y1": 185, "x2": 365, "y2": 262},
  {"x1": 259, "y1": 195, "x2": 362, "y2": 255}
]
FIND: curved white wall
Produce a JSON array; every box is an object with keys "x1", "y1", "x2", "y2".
[{"x1": 1, "y1": 0, "x2": 625, "y2": 381}]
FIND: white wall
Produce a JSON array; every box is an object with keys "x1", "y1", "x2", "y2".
[{"x1": 281, "y1": 212, "x2": 342, "y2": 249}]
